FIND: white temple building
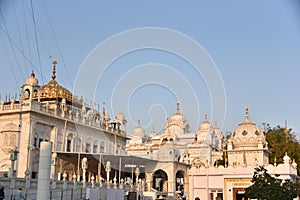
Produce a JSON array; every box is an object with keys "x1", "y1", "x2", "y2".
[
  {"x1": 0, "y1": 59, "x2": 298, "y2": 200},
  {"x1": 126, "y1": 103, "x2": 298, "y2": 200},
  {"x1": 0, "y1": 59, "x2": 127, "y2": 180}
]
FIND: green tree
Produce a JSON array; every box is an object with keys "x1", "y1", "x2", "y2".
[
  {"x1": 263, "y1": 123, "x2": 300, "y2": 174},
  {"x1": 245, "y1": 166, "x2": 298, "y2": 200}
]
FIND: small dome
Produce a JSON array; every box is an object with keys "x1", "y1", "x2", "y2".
[
  {"x1": 169, "y1": 101, "x2": 185, "y2": 124},
  {"x1": 232, "y1": 106, "x2": 266, "y2": 149},
  {"x1": 149, "y1": 125, "x2": 157, "y2": 137},
  {"x1": 169, "y1": 113, "x2": 185, "y2": 124},
  {"x1": 198, "y1": 114, "x2": 211, "y2": 133},
  {"x1": 25, "y1": 71, "x2": 39, "y2": 86},
  {"x1": 130, "y1": 120, "x2": 145, "y2": 138}
]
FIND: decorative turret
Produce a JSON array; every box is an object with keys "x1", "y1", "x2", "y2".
[
  {"x1": 21, "y1": 70, "x2": 40, "y2": 101},
  {"x1": 164, "y1": 101, "x2": 190, "y2": 135},
  {"x1": 231, "y1": 106, "x2": 266, "y2": 150}
]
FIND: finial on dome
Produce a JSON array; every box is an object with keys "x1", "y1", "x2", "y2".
[
  {"x1": 138, "y1": 120, "x2": 141, "y2": 126},
  {"x1": 31, "y1": 70, "x2": 35, "y2": 77},
  {"x1": 245, "y1": 105, "x2": 249, "y2": 120},
  {"x1": 214, "y1": 120, "x2": 218, "y2": 127},
  {"x1": 284, "y1": 120, "x2": 289, "y2": 143},
  {"x1": 176, "y1": 101, "x2": 180, "y2": 113},
  {"x1": 52, "y1": 56, "x2": 57, "y2": 65},
  {"x1": 204, "y1": 113, "x2": 208, "y2": 122},
  {"x1": 52, "y1": 57, "x2": 57, "y2": 80}
]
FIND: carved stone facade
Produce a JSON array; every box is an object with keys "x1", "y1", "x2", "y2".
[
  {"x1": 0, "y1": 61, "x2": 127, "y2": 179},
  {"x1": 126, "y1": 104, "x2": 298, "y2": 200}
]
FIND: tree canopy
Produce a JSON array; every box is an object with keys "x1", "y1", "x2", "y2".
[
  {"x1": 245, "y1": 166, "x2": 299, "y2": 200},
  {"x1": 263, "y1": 123, "x2": 300, "y2": 174}
]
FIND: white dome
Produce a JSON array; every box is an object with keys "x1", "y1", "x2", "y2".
[
  {"x1": 199, "y1": 121, "x2": 210, "y2": 133},
  {"x1": 197, "y1": 114, "x2": 211, "y2": 133},
  {"x1": 169, "y1": 113, "x2": 185, "y2": 124},
  {"x1": 232, "y1": 106, "x2": 266, "y2": 149},
  {"x1": 196, "y1": 114, "x2": 213, "y2": 143},
  {"x1": 169, "y1": 101, "x2": 185, "y2": 124},
  {"x1": 25, "y1": 71, "x2": 39, "y2": 86},
  {"x1": 149, "y1": 125, "x2": 157, "y2": 137},
  {"x1": 130, "y1": 120, "x2": 145, "y2": 138}
]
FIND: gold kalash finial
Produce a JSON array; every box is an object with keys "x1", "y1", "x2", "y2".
[{"x1": 52, "y1": 57, "x2": 57, "y2": 80}]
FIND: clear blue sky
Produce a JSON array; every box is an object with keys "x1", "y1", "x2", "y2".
[{"x1": 0, "y1": 1, "x2": 299, "y2": 136}]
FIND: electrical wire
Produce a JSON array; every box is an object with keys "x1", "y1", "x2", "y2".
[
  {"x1": 22, "y1": 0, "x2": 34, "y2": 71},
  {"x1": 41, "y1": 1, "x2": 73, "y2": 86},
  {"x1": 0, "y1": 6, "x2": 25, "y2": 81},
  {"x1": 12, "y1": 0, "x2": 29, "y2": 76},
  {"x1": 30, "y1": 0, "x2": 44, "y2": 84},
  {"x1": 0, "y1": 24, "x2": 44, "y2": 80}
]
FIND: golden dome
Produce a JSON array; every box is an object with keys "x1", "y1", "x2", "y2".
[
  {"x1": 38, "y1": 59, "x2": 73, "y2": 103},
  {"x1": 39, "y1": 79, "x2": 73, "y2": 102}
]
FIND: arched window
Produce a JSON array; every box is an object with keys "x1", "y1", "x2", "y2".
[
  {"x1": 162, "y1": 138, "x2": 168, "y2": 144},
  {"x1": 86, "y1": 143, "x2": 91, "y2": 153},
  {"x1": 100, "y1": 141, "x2": 105, "y2": 153},
  {"x1": 242, "y1": 130, "x2": 248, "y2": 136},
  {"x1": 66, "y1": 134, "x2": 73, "y2": 152},
  {"x1": 93, "y1": 140, "x2": 98, "y2": 153},
  {"x1": 24, "y1": 89, "x2": 30, "y2": 100}
]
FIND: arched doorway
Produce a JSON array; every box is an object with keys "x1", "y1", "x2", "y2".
[
  {"x1": 152, "y1": 169, "x2": 168, "y2": 192},
  {"x1": 176, "y1": 170, "x2": 185, "y2": 196}
]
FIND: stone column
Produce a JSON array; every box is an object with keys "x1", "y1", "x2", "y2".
[
  {"x1": 135, "y1": 167, "x2": 140, "y2": 190},
  {"x1": 105, "y1": 161, "x2": 111, "y2": 188},
  {"x1": 82, "y1": 157, "x2": 88, "y2": 188},
  {"x1": 51, "y1": 152, "x2": 57, "y2": 180},
  {"x1": 73, "y1": 174, "x2": 77, "y2": 189},
  {"x1": 37, "y1": 142, "x2": 52, "y2": 200},
  {"x1": 145, "y1": 173, "x2": 152, "y2": 192}
]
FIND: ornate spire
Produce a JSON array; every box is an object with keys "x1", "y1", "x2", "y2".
[
  {"x1": 176, "y1": 101, "x2": 180, "y2": 113},
  {"x1": 31, "y1": 70, "x2": 35, "y2": 77},
  {"x1": 151, "y1": 125, "x2": 155, "y2": 131},
  {"x1": 285, "y1": 120, "x2": 288, "y2": 143},
  {"x1": 102, "y1": 102, "x2": 106, "y2": 117},
  {"x1": 138, "y1": 119, "x2": 141, "y2": 126},
  {"x1": 52, "y1": 57, "x2": 57, "y2": 80},
  {"x1": 214, "y1": 120, "x2": 218, "y2": 127},
  {"x1": 245, "y1": 105, "x2": 249, "y2": 120},
  {"x1": 204, "y1": 113, "x2": 208, "y2": 122}
]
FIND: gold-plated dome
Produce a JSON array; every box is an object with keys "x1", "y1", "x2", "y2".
[{"x1": 38, "y1": 58, "x2": 73, "y2": 102}]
